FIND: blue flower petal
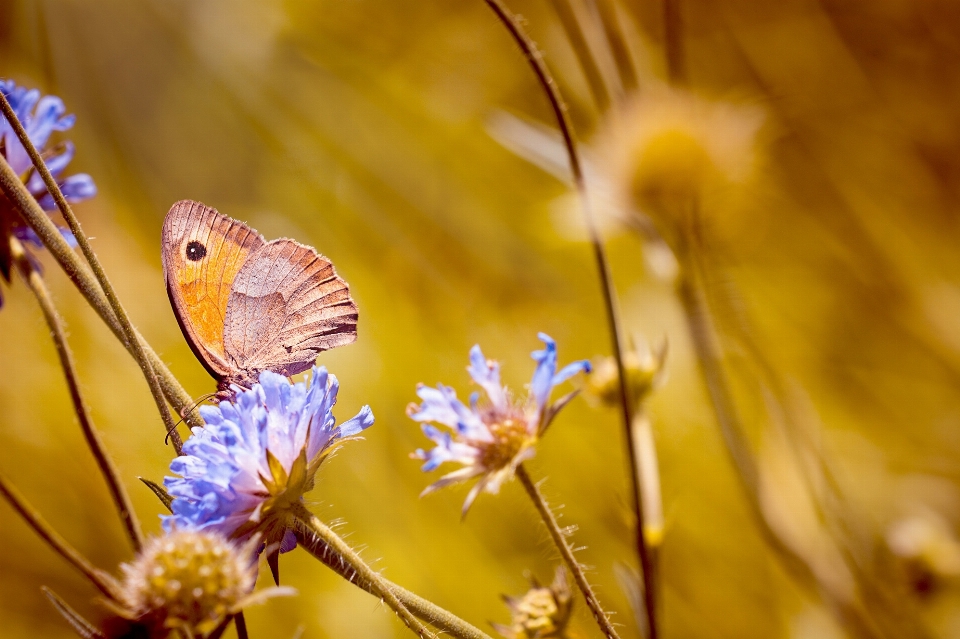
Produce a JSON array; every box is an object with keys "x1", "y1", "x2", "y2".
[
  {"x1": 529, "y1": 333, "x2": 558, "y2": 412},
  {"x1": 552, "y1": 360, "x2": 591, "y2": 386}
]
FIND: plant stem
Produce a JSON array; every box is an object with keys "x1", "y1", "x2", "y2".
[
  {"x1": 291, "y1": 504, "x2": 433, "y2": 638},
  {"x1": 0, "y1": 155, "x2": 200, "y2": 438},
  {"x1": 235, "y1": 611, "x2": 249, "y2": 639},
  {"x1": 480, "y1": 2, "x2": 658, "y2": 635},
  {"x1": 516, "y1": 464, "x2": 621, "y2": 639},
  {"x1": 550, "y1": 0, "x2": 611, "y2": 111},
  {"x1": 662, "y1": 0, "x2": 685, "y2": 84},
  {"x1": 9, "y1": 236, "x2": 144, "y2": 551},
  {"x1": 0, "y1": 472, "x2": 119, "y2": 600},
  {"x1": 589, "y1": 0, "x2": 638, "y2": 93},
  {"x1": 0, "y1": 92, "x2": 185, "y2": 451},
  {"x1": 294, "y1": 523, "x2": 492, "y2": 639}
]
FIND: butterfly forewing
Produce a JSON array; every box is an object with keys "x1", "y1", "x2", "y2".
[
  {"x1": 161, "y1": 200, "x2": 266, "y2": 378},
  {"x1": 223, "y1": 238, "x2": 358, "y2": 378}
]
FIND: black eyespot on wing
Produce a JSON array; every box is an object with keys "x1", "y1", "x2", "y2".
[{"x1": 185, "y1": 240, "x2": 207, "y2": 261}]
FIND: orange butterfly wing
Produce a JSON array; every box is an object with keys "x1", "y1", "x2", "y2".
[{"x1": 161, "y1": 200, "x2": 265, "y2": 381}]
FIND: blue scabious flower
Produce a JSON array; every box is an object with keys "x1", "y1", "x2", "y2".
[
  {"x1": 0, "y1": 80, "x2": 96, "y2": 303},
  {"x1": 408, "y1": 333, "x2": 591, "y2": 515},
  {"x1": 163, "y1": 366, "x2": 373, "y2": 555}
]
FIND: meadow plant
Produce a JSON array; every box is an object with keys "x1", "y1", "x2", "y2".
[{"x1": 1, "y1": 1, "x2": 946, "y2": 638}]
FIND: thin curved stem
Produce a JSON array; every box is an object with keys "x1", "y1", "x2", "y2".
[
  {"x1": 294, "y1": 524, "x2": 492, "y2": 639},
  {"x1": 291, "y1": 504, "x2": 433, "y2": 638},
  {"x1": 10, "y1": 236, "x2": 143, "y2": 551},
  {"x1": 0, "y1": 473, "x2": 119, "y2": 600},
  {"x1": 480, "y1": 2, "x2": 658, "y2": 636},
  {"x1": 0, "y1": 155, "x2": 200, "y2": 438},
  {"x1": 0, "y1": 91, "x2": 184, "y2": 452},
  {"x1": 516, "y1": 464, "x2": 621, "y2": 639}
]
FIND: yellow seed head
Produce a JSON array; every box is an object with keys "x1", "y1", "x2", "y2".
[{"x1": 119, "y1": 530, "x2": 256, "y2": 634}]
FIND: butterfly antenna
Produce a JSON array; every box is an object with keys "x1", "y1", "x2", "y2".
[{"x1": 164, "y1": 393, "x2": 217, "y2": 445}]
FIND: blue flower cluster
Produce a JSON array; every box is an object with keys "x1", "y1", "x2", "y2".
[
  {"x1": 0, "y1": 80, "x2": 96, "y2": 246},
  {"x1": 164, "y1": 367, "x2": 373, "y2": 552}
]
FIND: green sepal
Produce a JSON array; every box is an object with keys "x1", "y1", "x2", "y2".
[{"x1": 138, "y1": 476, "x2": 174, "y2": 513}]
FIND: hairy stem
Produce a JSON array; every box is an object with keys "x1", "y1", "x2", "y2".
[
  {"x1": 0, "y1": 159, "x2": 200, "y2": 440},
  {"x1": 0, "y1": 473, "x2": 119, "y2": 600},
  {"x1": 0, "y1": 92, "x2": 185, "y2": 451},
  {"x1": 295, "y1": 525, "x2": 492, "y2": 639},
  {"x1": 480, "y1": 2, "x2": 658, "y2": 635},
  {"x1": 10, "y1": 236, "x2": 143, "y2": 551},
  {"x1": 292, "y1": 504, "x2": 433, "y2": 638},
  {"x1": 516, "y1": 464, "x2": 621, "y2": 639}
]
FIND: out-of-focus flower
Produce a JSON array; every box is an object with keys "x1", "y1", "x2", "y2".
[
  {"x1": 493, "y1": 566, "x2": 573, "y2": 639},
  {"x1": 106, "y1": 529, "x2": 291, "y2": 638},
  {"x1": 408, "y1": 333, "x2": 590, "y2": 515},
  {"x1": 887, "y1": 512, "x2": 960, "y2": 597},
  {"x1": 486, "y1": 110, "x2": 680, "y2": 282},
  {"x1": 0, "y1": 80, "x2": 96, "y2": 303},
  {"x1": 600, "y1": 85, "x2": 765, "y2": 251},
  {"x1": 163, "y1": 366, "x2": 374, "y2": 560},
  {"x1": 583, "y1": 337, "x2": 668, "y2": 409}
]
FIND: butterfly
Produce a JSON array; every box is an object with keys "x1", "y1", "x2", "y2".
[{"x1": 161, "y1": 199, "x2": 357, "y2": 396}]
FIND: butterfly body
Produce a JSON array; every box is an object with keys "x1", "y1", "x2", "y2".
[{"x1": 162, "y1": 200, "x2": 357, "y2": 396}]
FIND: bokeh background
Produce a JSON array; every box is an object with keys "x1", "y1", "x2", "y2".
[{"x1": 2, "y1": 0, "x2": 960, "y2": 637}]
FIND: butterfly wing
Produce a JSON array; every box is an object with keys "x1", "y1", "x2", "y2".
[
  {"x1": 161, "y1": 200, "x2": 266, "y2": 380},
  {"x1": 222, "y1": 238, "x2": 358, "y2": 378}
]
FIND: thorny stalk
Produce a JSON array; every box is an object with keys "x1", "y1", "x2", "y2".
[
  {"x1": 0, "y1": 91, "x2": 186, "y2": 452},
  {"x1": 9, "y1": 235, "x2": 144, "y2": 551},
  {"x1": 295, "y1": 525, "x2": 493, "y2": 639},
  {"x1": 480, "y1": 1, "x2": 658, "y2": 635},
  {"x1": 516, "y1": 464, "x2": 622, "y2": 639},
  {"x1": 292, "y1": 504, "x2": 434, "y2": 639},
  {"x1": 0, "y1": 473, "x2": 119, "y2": 600}
]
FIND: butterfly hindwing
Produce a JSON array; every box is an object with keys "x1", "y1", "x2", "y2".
[{"x1": 223, "y1": 238, "x2": 358, "y2": 378}]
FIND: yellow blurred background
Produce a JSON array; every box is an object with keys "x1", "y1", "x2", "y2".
[{"x1": 2, "y1": 0, "x2": 960, "y2": 637}]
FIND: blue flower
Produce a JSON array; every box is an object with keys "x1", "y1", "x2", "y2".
[
  {"x1": 0, "y1": 80, "x2": 96, "y2": 304},
  {"x1": 163, "y1": 366, "x2": 373, "y2": 555},
  {"x1": 408, "y1": 333, "x2": 591, "y2": 515}
]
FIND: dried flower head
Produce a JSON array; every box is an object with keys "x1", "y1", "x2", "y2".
[
  {"x1": 493, "y1": 566, "x2": 573, "y2": 639},
  {"x1": 163, "y1": 366, "x2": 373, "y2": 561},
  {"x1": 600, "y1": 84, "x2": 764, "y2": 250},
  {"x1": 0, "y1": 79, "x2": 96, "y2": 304},
  {"x1": 115, "y1": 530, "x2": 274, "y2": 636},
  {"x1": 408, "y1": 333, "x2": 590, "y2": 515}
]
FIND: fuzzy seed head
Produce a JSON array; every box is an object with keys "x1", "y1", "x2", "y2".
[{"x1": 119, "y1": 530, "x2": 256, "y2": 634}]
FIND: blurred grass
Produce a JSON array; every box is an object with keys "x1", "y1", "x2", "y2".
[{"x1": 1, "y1": 0, "x2": 960, "y2": 638}]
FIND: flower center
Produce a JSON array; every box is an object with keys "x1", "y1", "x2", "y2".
[{"x1": 475, "y1": 413, "x2": 530, "y2": 470}]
